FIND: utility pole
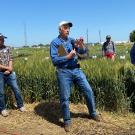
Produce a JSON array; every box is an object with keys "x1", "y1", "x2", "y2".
[
  {"x1": 86, "y1": 28, "x2": 88, "y2": 44},
  {"x1": 24, "y1": 23, "x2": 27, "y2": 46},
  {"x1": 99, "y1": 30, "x2": 101, "y2": 44}
]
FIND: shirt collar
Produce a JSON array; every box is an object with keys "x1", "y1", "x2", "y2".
[{"x1": 58, "y1": 35, "x2": 69, "y2": 42}]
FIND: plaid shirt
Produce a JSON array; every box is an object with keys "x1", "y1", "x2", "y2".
[{"x1": 0, "y1": 45, "x2": 13, "y2": 67}]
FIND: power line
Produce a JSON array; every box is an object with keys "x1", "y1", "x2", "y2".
[
  {"x1": 86, "y1": 28, "x2": 88, "y2": 44},
  {"x1": 99, "y1": 30, "x2": 101, "y2": 44}
]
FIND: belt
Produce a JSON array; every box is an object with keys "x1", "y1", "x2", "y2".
[{"x1": 58, "y1": 64, "x2": 80, "y2": 70}]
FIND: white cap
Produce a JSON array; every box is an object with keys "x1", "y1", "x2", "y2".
[{"x1": 59, "y1": 21, "x2": 73, "y2": 28}]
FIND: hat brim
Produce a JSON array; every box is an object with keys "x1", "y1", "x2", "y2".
[
  {"x1": 68, "y1": 22, "x2": 73, "y2": 27},
  {"x1": 62, "y1": 22, "x2": 72, "y2": 27},
  {"x1": 61, "y1": 22, "x2": 73, "y2": 27}
]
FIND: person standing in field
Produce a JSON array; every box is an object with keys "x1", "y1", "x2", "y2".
[
  {"x1": 50, "y1": 21, "x2": 100, "y2": 132},
  {"x1": 102, "y1": 35, "x2": 116, "y2": 60},
  {"x1": 0, "y1": 33, "x2": 25, "y2": 117}
]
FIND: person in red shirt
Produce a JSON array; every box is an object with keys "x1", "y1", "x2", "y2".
[{"x1": 102, "y1": 35, "x2": 116, "y2": 60}]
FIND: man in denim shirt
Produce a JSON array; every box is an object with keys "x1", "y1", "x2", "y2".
[
  {"x1": 50, "y1": 21, "x2": 100, "y2": 132},
  {"x1": 0, "y1": 34, "x2": 25, "y2": 117}
]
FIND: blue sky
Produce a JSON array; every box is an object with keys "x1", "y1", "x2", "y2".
[{"x1": 1, "y1": 0, "x2": 135, "y2": 47}]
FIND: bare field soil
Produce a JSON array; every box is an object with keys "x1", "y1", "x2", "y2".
[{"x1": 0, "y1": 102, "x2": 135, "y2": 135}]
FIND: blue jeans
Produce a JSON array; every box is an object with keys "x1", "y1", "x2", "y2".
[
  {"x1": 0, "y1": 71, "x2": 23, "y2": 111},
  {"x1": 56, "y1": 68, "x2": 97, "y2": 125}
]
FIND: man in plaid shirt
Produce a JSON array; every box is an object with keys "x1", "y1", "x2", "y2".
[{"x1": 0, "y1": 33, "x2": 25, "y2": 117}]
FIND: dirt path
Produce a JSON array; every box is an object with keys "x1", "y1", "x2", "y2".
[{"x1": 0, "y1": 102, "x2": 135, "y2": 135}]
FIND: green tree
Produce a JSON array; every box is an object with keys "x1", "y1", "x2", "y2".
[{"x1": 130, "y1": 30, "x2": 135, "y2": 42}]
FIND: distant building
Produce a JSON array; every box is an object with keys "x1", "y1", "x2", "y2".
[{"x1": 115, "y1": 40, "x2": 128, "y2": 44}]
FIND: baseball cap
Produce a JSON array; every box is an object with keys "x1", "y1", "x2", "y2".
[
  {"x1": 59, "y1": 21, "x2": 73, "y2": 28},
  {"x1": 0, "y1": 33, "x2": 7, "y2": 39},
  {"x1": 106, "y1": 35, "x2": 111, "y2": 39}
]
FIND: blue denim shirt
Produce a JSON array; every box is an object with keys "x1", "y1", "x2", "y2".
[
  {"x1": 50, "y1": 36, "x2": 86, "y2": 68},
  {"x1": 130, "y1": 43, "x2": 135, "y2": 65}
]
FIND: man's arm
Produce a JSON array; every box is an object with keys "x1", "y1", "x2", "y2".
[
  {"x1": 8, "y1": 60, "x2": 13, "y2": 72},
  {"x1": 0, "y1": 64, "x2": 9, "y2": 70},
  {"x1": 7, "y1": 47, "x2": 13, "y2": 72},
  {"x1": 0, "y1": 61, "x2": 12, "y2": 72}
]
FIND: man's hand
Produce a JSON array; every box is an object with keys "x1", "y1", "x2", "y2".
[
  {"x1": 4, "y1": 70, "x2": 10, "y2": 75},
  {"x1": 7, "y1": 66, "x2": 13, "y2": 72},
  {"x1": 66, "y1": 49, "x2": 76, "y2": 59},
  {"x1": 0, "y1": 65, "x2": 12, "y2": 72}
]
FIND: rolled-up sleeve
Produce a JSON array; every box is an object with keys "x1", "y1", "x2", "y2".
[{"x1": 130, "y1": 43, "x2": 135, "y2": 65}]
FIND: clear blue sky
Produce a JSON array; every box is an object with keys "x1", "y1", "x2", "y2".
[{"x1": 1, "y1": 0, "x2": 135, "y2": 47}]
